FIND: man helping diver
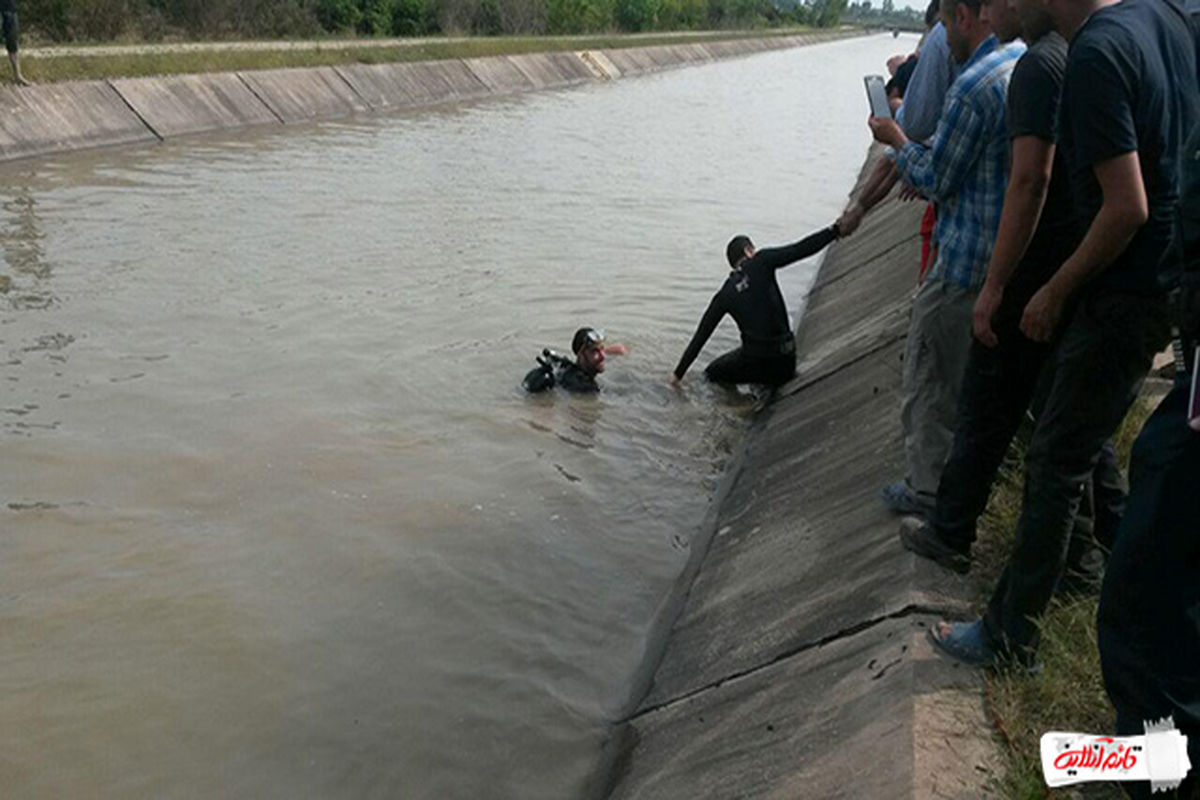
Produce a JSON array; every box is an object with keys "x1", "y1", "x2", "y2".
[
  {"x1": 523, "y1": 327, "x2": 629, "y2": 393},
  {"x1": 669, "y1": 224, "x2": 842, "y2": 388}
]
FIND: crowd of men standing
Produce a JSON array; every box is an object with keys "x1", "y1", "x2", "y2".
[{"x1": 839, "y1": 0, "x2": 1200, "y2": 795}]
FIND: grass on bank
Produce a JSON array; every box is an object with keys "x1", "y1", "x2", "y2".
[
  {"x1": 17, "y1": 28, "x2": 822, "y2": 83},
  {"x1": 972, "y1": 396, "x2": 1156, "y2": 799}
]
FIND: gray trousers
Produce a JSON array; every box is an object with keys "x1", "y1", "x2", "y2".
[{"x1": 900, "y1": 279, "x2": 977, "y2": 497}]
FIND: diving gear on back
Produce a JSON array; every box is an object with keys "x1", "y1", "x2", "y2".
[
  {"x1": 523, "y1": 349, "x2": 573, "y2": 393},
  {"x1": 522, "y1": 348, "x2": 600, "y2": 394}
]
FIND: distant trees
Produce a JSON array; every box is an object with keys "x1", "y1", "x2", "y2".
[
  {"x1": 20, "y1": 0, "x2": 847, "y2": 41},
  {"x1": 842, "y1": 0, "x2": 923, "y2": 29},
  {"x1": 810, "y1": 0, "x2": 845, "y2": 28}
]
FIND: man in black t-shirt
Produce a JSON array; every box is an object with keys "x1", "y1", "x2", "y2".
[
  {"x1": 669, "y1": 225, "x2": 840, "y2": 389},
  {"x1": 925, "y1": 0, "x2": 1200, "y2": 682},
  {"x1": 1, "y1": 0, "x2": 29, "y2": 87},
  {"x1": 1094, "y1": 5, "x2": 1200, "y2": 795}
]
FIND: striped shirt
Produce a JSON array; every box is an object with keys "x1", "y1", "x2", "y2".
[{"x1": 892, "y1": 36, "x2": 1025, "y2": 290}]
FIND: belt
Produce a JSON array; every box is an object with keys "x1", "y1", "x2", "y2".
[{"x1": 742, "y1": 336, "x2": 796, "y2": 358}]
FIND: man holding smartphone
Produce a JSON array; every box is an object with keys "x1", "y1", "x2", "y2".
[
  {"x1": 840, "y1": 4, "x2": 957, "y2": 281},
  {"x1": 860, "y1": 0, "x2": 1024, "y2": 517}
]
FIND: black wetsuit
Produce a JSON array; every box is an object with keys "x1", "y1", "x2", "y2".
[
  {"x1": 673, "y1": 225, "x2": 839, "y2": 387},
  {"x1": 557, "y1": 363, "x2": 599, "y2": 393},
  {"x1": 523, "y1": 358, "x2": 599, "y2": 394}
]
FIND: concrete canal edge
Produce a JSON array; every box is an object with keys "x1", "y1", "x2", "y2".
[
  {"x1": 590, "y1": 148, "x2": 1004, "y2": 799},
  {"x1": 0, "y1": 31, "x2": 862, "y2": 164}
]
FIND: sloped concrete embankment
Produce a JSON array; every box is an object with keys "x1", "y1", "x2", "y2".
[
  {"x1": 0, "y1": 31, "x2": 861, "y2": 164},
  {"x1": 596, "y1": 150, "x2": 1002, "y2": 799}
]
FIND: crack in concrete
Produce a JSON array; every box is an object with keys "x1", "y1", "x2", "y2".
[{"x1": 624, "y1": 602, "x2": 957, "y2": 723}]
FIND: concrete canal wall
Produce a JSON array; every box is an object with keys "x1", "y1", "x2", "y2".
[
  {"x1": 0, "y1": 30, "x2": 861, "y2": 164},
  {"x1": 594, "y1": 149, "x2": 1001, "y2": 799}
]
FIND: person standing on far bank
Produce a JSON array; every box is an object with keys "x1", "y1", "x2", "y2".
[{"x1": 1, "y1": 0, "x2": 29, "y2": 86}]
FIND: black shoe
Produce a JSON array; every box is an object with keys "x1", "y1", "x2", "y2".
[{"x1": 898, "y1": 516, "x2": 970, "y2": 574}]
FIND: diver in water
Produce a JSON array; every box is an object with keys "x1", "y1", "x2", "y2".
[
  {"x1": 523, "y1": 327, "x2": 629, "y2": 394},
  {"x1": 670, "y1": 224, "x2": 841, "y2": 389}
]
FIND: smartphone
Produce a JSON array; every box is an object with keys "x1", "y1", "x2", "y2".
[
  {"x1": 864, "y1": 75, "x2": 892, "y2": 119},
  {"x1": 1189, "y1": 345, "x2": 1200, "y2": 430}
]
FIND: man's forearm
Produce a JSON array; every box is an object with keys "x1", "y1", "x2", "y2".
[
  {"x1": 851, "y1": 157, "x2": 900, "y2": 214},
  {"x1": 674, "y1": 304, "x2": 723, "y2": 379},
  {"x1": 1046, "y1": 152, "x2": 1150, "y2": 298},
  {"x1": 1046, "y1": 202, "x2": 1142, "y2": 298},
  {"x1": 984, "y1": 174, "x2": 1050, "y2": 292}
]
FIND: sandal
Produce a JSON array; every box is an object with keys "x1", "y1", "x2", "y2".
[{"x1": 927, "y1": 619, "x2": 996, "y2": 668}]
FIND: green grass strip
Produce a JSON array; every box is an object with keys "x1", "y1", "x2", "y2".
[{"x1": 19, "y1": 28, "x2": 828, "y2": 84}]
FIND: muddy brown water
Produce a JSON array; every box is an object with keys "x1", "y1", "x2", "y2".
[{"x1": 0, "y1": 35, "x2": 914, "y2": 799}]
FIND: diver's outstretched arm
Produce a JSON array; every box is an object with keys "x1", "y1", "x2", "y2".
[
  {"x1": 753, "y1": 224, "x2": 840, "y2": 271},
  {"x1": 673, "y1": 296, "x2": 726, "y2": 382}
]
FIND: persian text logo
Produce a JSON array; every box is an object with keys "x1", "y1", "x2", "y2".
[{"x1": 1041, "y1": 718, "x2": 1192, "y2": 793}]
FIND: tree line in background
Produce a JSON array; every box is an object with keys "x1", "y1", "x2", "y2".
[
  {"x1": 20, "y1": 0, "x2": 847, "y2": 42},
  {"x1": 841, "y1": 0, "x2": 926, "y2": 31}
]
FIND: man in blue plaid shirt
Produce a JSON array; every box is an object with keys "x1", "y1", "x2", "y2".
[{"x1": 865, "y1": 0, "x2": 1024, "y2": 515}]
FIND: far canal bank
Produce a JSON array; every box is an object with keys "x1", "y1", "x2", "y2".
[{"x1": 0, "y1": 29, "x2": 862, "y2": 164}]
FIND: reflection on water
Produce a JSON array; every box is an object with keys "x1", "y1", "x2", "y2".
[
  {"x1": 1, "y1": 190, "x2": 51, "y2": 309},
  {"x1": 1, "y1": 187, "x2": 67, "y2": 441},
  {"x1": 0, "y1": 35, "x2": 914, "y2": 799}
]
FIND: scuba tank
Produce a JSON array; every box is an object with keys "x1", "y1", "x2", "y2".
[{"x1": 522, "y1": 349, "x2": 573, "y2": 393}]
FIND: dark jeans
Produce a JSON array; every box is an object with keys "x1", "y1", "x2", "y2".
[
  {"x1": 704, "y1": 347, "x2": 795, "y2": 387},
  {"x1": 1061, "y1": 439, "x2": 1126, "y2": 592},
  {"x1": 1098, "y1": 382, "x2": 1200, "y2": 800},
  {"x1": 981, "y1": 292, "x2": 1172, "y2": 661},
  {"x1": 932, "y1": 317, "x2": 1049, "y2": 551},
  {"x1": 931, "y1": 318, "x2": 1125, "y2": 583},
  {"x1": 2, "y1": 10, "x2": 17, "y2": 55}
]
